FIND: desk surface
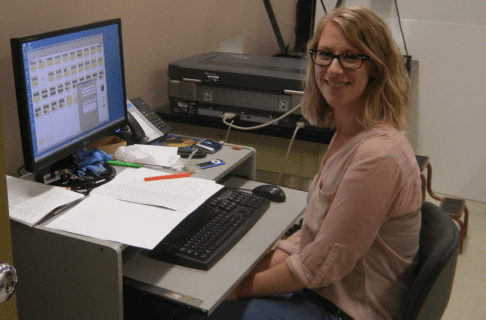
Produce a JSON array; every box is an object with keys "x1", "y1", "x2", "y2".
[
  {"x1": 32, "y1": 144, "x2": 257, "y2": 253},
  {"x1": 111, "y1": 143, "x2": 256, "y2": 183},
  {"x1": 11, "y1": 146, "x2": 307, "y2": 319},
  {"x1": 123, "y1": 177, "x2": 307, "y2": 315},
  {"x1": 187, "y1": 143, "x2": 256, "y2": 182}
]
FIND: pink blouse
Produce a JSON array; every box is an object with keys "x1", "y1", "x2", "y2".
[{"x1": 278, "y1": 126, "x2": 422, "y2": 320}]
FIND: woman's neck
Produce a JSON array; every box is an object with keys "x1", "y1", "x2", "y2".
[{"x1": 333, "y1": 107, "x2": 366, "y2": 140}]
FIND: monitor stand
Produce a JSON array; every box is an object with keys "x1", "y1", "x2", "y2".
[{"x1": 34, "y1": 155, "x2": 76, "y2": 184}]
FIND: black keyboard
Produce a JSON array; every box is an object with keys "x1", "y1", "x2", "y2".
[{"x1": 147, "y1": 188, "x2": 270, "y2": 270}]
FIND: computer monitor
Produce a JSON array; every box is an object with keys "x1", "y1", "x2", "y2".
[{"x1": 10, "y1": 19, "x2": 127, "y2": 183}]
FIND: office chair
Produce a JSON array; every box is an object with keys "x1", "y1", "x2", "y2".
[
  {"x1": 398, "y1": 202, "x2": 460, "y2": 320},
  {"x1": 415, "y1": 155, "x2": 469, "y2": 253}
]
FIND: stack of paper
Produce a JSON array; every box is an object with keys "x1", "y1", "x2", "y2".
[
  {"x1": 6, "y1": 168, "x2": 225, "y2": 249},
  {"x1": 91, "y1": 167, "x2": 224, "y2": 213},
  {"x1": 45, "y1": 168, "x2": 224, "y2": 249},
  {"x1": 6, "y1": 175, "x2": 84, "y2": 227}
]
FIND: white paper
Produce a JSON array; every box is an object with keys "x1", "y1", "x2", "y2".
[
  {"x1": 114, "y1": 144, "x2": 180, "y2": 167},
  {"x1": 214, "y1": 29, "x2": 245, "y2": 54},
  {"x1": 91, "y1": 167, "x2": 224, "y2": 213},
  {"x1": 6, "y1": 175, "x2": 84, "y2": 226},
  {"x1": 46, "y1": 194, "x2": 188, "y2": 249}
]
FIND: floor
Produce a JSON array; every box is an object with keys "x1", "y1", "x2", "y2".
[{"x1": 425, "y1": 194, "x2": 486, "y2": 319}]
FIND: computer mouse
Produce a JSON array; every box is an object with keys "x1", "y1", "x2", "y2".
[{"x1": 252, "y1": 184, "x2": 286, "y2": 203}]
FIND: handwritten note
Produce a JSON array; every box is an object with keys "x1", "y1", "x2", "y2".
[
  {"x1": 91, "y1": 168, "x2": 223, "y2": 213},
  {"x1": 6, "y1": 175, "x2": 84, "y2": 226}
]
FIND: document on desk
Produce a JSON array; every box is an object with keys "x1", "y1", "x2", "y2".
[
  {"x1": 6, "y1": 175, "x2": 84, "y2": 227},
  {"x1": 45, "y1": 194, "x2": 188, "y2": 249},
  {"x1": 90, "y1": 167, "x2": 224, "y2": 213}
]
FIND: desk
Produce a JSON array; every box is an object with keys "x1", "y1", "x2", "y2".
[{"x1": 10, "y1": 145, "x2": 307, "y2": 319}]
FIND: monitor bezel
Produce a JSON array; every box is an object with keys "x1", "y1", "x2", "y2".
[{"x1": 10, "y1": 18, "x2": 128, "y2": 179}]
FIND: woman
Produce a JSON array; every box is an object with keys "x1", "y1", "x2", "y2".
[{"x1": 196, "y1": 6, "x2": 422, "y2": 320}]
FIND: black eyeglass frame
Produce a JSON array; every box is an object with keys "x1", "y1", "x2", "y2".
[{"x1": 309, "y1": 50, "x2": 370, "y2": 70}]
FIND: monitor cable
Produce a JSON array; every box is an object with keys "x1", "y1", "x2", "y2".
[{"x1": 50, "y1": 163, "x2": 117, "y2": 195}]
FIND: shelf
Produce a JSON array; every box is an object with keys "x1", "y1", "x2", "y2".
[{"x1": 157, "y1": 105, "x2": 334, "y2": 144}]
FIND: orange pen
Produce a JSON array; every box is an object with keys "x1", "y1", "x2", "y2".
[{"x1": 144, "y1": 172, "x2": 191, "y2": 181}]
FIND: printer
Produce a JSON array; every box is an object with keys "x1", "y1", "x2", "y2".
[{"x1": 167, "y1": 52, "x2": 307, "y2": 128}]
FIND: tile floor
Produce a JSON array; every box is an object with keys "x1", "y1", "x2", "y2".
[{"x1": 425, "y1": 194, "x2": 486, "y2": 319}]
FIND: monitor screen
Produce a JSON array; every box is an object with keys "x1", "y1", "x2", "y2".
[{"x1": 11, "y1": 19, "x2": 127, "y2": 182}]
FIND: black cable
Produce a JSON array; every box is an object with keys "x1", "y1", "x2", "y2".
[
  {"x1": 319, "y1": 0, "x2": 344, "y2": 15},
  {"x1": 394, "y1": 0, "x2": 409, "y2": 56},
  {"x1": 16, "y1": 165, "x2": 25, "y2": 177},
  {"x1": 51, "y1": 163, "x2": 116, "y2": 195},
  {"x1": 320, "y1": 0, "x2": 327, "y2": 14}
]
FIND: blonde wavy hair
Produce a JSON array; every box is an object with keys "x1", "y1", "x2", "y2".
[{"x1": 300, "y1": 6, "x2": 409, "y2": 130}]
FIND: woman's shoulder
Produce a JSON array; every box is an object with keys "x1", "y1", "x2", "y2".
[
  {"x1": 354, "y1": 126, "x2": 416, "y2": 168},
  {"x1": 357, "y1": 126, "x2": 409, "y2": 147}
]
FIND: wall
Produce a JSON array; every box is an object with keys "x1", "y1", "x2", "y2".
[
  {"x1": 4, "y1": 0, "x2": 483, "y2": 202},
  {"x1": 315, "y1": 0, "x2": 486, "y2": 203},
  {"x1": 0, "y1": 0, "x2": 297, "y2": 178}
]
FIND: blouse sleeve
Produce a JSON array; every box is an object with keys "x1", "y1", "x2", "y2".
[
  {"x1": 286, "y1": 146, "x2": 403, "y2": 289},
  {"x1": 277, "y1": 230, "x2": 302, "y2": 255}
]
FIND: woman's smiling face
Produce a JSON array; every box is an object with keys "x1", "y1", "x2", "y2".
[{"x1": 314, "y1": 22, "x2": 372, "y2": 113}]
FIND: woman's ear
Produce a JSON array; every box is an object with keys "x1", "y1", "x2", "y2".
[
  {"x1": 368, "y1": 64, "x2": 379, "y2": 85},
  {"x1": 370, "y1": 64, "x2": 379, "y2": 79}
]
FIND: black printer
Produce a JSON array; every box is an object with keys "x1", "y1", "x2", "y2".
[{"x1": 167, "y1": 52, "x2": 307, "y2": 128}]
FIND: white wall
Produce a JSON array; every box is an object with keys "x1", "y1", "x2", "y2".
[{"x1": 316, "y1": 0, "x2": 486, "y2": 203}]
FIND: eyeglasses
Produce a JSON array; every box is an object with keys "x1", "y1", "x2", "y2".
[{"x1": 309, "y1": 50, "x2": 369, "y2": 70}]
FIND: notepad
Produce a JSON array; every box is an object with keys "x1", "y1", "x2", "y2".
[
  {"x1": 6, "y1": 175, "x2": 84, "y2": 227},
  {"x1": 91, "y1": 167, "x2": 224, "y2": 213}
]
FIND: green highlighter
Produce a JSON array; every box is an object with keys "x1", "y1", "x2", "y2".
[{"x1": 106, "y1": 160, "x2": 142, "y2": 168}]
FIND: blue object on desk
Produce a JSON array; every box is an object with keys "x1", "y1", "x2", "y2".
[{"x1": 73, "y1": 149, "x2": 112, "y2": 177}]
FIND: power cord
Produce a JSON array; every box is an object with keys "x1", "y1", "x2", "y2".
[
  {"x1": 221, "y1": 107, "x2": 305, "y2": 186},
  {"x1": 221, "y1": 106, "x2": 305, "y2": 186},
  {"x1": 276, "y1": 121, "x2": 305, "y2": 186},
  {"x1": 222, "y1": 114, "x2": 236, "y2": 144}
]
